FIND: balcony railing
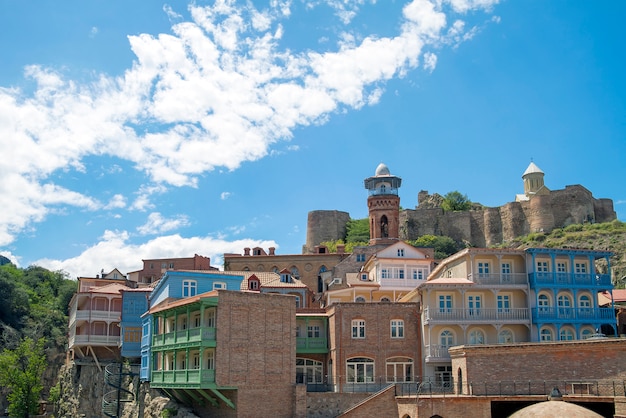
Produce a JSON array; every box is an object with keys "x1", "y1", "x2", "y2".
[
  {"x1": 152, "y1": 326, "x2": 216, "y2": 348},
  {"x1": 150, "y1": 368, "x2": 215, "y2": 386},
  {"x1": 296, "y1": 337, "x2": 328, "y2": 352},
  {"x1": 424, "y1": 344, "x2": 451, "y2": 362},
  {"x1": 424, "y1": 307, "x2": 530, "y2": 323},
  {"x1": 532, "y1": 307, "x2": 616, "y2": 322},
  {"x1": 467, "y1": 273, "x2": 528, "y2": 286},
  {"x1": 529, "y1": 272, "x2": 611, "y2": 287},
  {"x1": 69, "y1": 334, "x2": 121, "y2": 347},
  {"x1": 69, "y1": 310, "x2": 121, "y2": 325}
]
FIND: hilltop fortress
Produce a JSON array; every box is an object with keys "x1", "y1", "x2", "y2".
[{"x1": 305, "y1": 162, "x2": 616, "y2": 252}]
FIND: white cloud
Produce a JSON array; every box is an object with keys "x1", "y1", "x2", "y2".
[
  {"x1": 423, "y1": 52, "x2": 438, "y2": 72},
  {"x1": 136, "y1": 212, "x2": 191, "y2": 235},
  {"x1": 0, "y1": 0, "x2": 497, "y2": 247},
  {"x1": 34, "y1": 230, "x2": 277, "y2": 278},
  {"x1": 221, "y1": 191, "x2": 232, "y2": 200},
  {"x1": 104, "y1": 194, "x2": 127, "y2": 210}
]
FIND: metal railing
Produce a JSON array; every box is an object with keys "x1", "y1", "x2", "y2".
[
  {"x1": 529, "y1": 272, "x2": 611, "y2": 287},
  {"x1": 467, "y1": 273, "x2": 528, "y2": 286},
  {"x1": 532, "y1": 307, "x2": 616, "y2": 322},
  {"x1": 395, "y1": 379, "x2": 626, "y2": 398}
]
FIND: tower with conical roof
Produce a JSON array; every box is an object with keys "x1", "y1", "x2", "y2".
[
  {"x1": 364, "y1": 163, "x2": 402, "y2": 245},
  {"x1": 522, "y1": 161, "x2": 546, "y2": 196}
]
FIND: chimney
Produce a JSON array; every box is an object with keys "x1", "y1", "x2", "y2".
[
  {"x1": 337, "y1": 244, "x2": 345, "y2": 255},
  {"x1": 243, "y1": 247, "x2": 251, "y2": 256},
  {"x1": 269, "y1": 247, "x2": 275, "y2": 256}
]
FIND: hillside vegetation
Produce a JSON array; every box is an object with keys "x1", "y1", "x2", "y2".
[{"x1": 503, "y1": 220, "x2": 626, "y2": 288}]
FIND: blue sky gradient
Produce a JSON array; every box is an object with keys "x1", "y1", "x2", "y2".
[{"x1": 1, "y1": 0, "x2": 624, "y2": 278}]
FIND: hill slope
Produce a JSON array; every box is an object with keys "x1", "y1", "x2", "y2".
[{"x1": 503, "y1": 220, "x2": 626, "y2": 288}]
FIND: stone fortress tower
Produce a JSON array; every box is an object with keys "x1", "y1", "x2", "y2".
[
  {"x1": 304, "y1": 161, "x2": 617, "y2": 252},
  {"x1": 364, "y1": 162, "x2": 402, "y2": 245}
]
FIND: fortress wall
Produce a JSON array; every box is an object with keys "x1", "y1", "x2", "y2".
[
  {"x1": 483, "y1": 207, "x2": 503, "y2": 247},
  {"x1": 550, "y1": 185, "x2": 595, "y2": 226},
  {"x1": 440, "y1": 210, "x2": 473, "y2": 244},
  {"x1": 305, "y1": 210, "x2": 350, "y2": 254},
  {"x1": 529, "y1": 194, "x2": 555, "y2": 233},
  {"x1": 400, "y1": 208, "x2": 443, "y2": 240},
  {"x1": 595, "y1": 198, "x2": 617, "y2": 223},
  {"x1": 469, "y1": 211, "x2": 487, "y2": 247},
  {"x1": 500, "y1": 201, "x2": 529, "y2": 242}
]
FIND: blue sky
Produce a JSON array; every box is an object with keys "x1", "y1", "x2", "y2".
[{"x1": 1, "y1": 0, "x2": 624, "y2": 279}]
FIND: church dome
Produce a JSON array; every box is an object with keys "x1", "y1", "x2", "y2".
[
  {"x1": 522, "y1": 161, "x2": 544, "y2": 177},
  {"x1": 508, "y1": 399, "x2": 602, "y2": 418},
  {"x1": 375, "y1": 163, "x2": 390, "y2": 176}
]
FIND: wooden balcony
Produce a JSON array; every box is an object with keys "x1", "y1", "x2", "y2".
[
  {"x1": 532, "y1": 307, "x2": 616, "y2": 323},
  {"x1": 467, "y1": 273, "x2": 528, "y2": 286},
  {"x1": 423, "y1": 307, "x2": 530, "y2": 324},
  {"x1": 69, "y1": 309, "x2": 121, "y2": 325},
  {"x1": 296, "y1": 337, "x2": 328, "y2": 353},
  {"x1": 152, "y1": 326, "x2": 216, "y2": 350},
  {"x1": 69, "y1": 334, "x2": 121, "y2": 347},
  {"x1": 529, "y1": 272, "x2": 611, "y2": 288},
  {"x1": 150, "y1": 368, "x2": 216, "y2": 388}
]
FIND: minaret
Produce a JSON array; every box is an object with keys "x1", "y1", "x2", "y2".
[{"x1": 364, "y1": 163, "x2": 402, "y2": 245}]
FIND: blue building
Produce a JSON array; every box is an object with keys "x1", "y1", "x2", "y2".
[
  {"x1": 527, "y1": 247, "x2": 616, "y2": 341},
  {"x1": 140, "y1": 270, "x2": 245, "y2": 381},
  {"x1": 120, "y1": 288, "x2": 151, "y2": 359}
]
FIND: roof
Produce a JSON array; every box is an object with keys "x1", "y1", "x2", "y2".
[
  {"x1": 375, "y1": 162, "x2": 390, "y2": 176},
  {"x1": 83, "y1": 282, "x2": 131, "y2": 295},
  {"x1": 149, "y1": 290, "x2": 219, "y2": 314},
  {"x1": 599, "y1": 289, "x2": 626, "y2": 306},
  {"x1": 420, "y1": 277, "x2": 474, "y2": 287},
  {"x1": 218, "y1": 270, "x2": 309, "y2": 290},
  {"x1": 522, "y1": 161, "x2": 544, "y2": 176}
]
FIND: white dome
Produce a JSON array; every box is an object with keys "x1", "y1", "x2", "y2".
[{"x1": 375, "y1": 163, "x2": 390, "y2": 176}]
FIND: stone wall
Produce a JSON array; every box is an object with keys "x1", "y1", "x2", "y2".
[
  {"x1": 306, "y1": 210, "x2": 351, "y2": 253},
  {"x1": 305, "y1": 392, "x2": 370, "y2": 418}
]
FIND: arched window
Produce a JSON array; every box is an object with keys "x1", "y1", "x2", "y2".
[
  {"x1": 469, "y1": 329, "x2": 485, "y2": 345},
  {"x1": 380, "y1": 215, "x2": 389, "y2": 237},
  {"x1": 538, "y1": 293, "x2": 551, "y2": 313},
  {"x1": 498, "y1": 329, "x2": 514, "y2": 343},
  {"x1": 355, "y1": 296, "x2": 366, "y2": 303},
  {"x1": 440, "y1": 330, "x2": 454, "y2": 347},
  {"x1": 380, "y1": 297, "x2": 391, "y2": 302},
  {"x1": 540, "y1": 327, "x2": 553, "y2": 342},
  {"x1": 290, "y1": 266, "x2": 300, "y2": 278},
  {"x1": 557, "y1": 294, "x2": 572, "y2": 318},
  {"x1": 579, "y1": 294, "x2": 592, "y2": 315},
  {"x1": 347, "y1": 357, "x2": 374, "y2": 383},
  {"x1": 581, "y1": 327, "x2": 594, "y2": 339},
  {"x1": 559, "y1": 327, "x2": 574, "y2": 341}
]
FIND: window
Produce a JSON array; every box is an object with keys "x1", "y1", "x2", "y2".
[
  {"x1": 205, "y1": 309, "x2": 216, "y2": 328},
  {"x1": 440, "y1": 330, "x2": 454, "y2": 347},
  {"x1": 540, "y1": 327, "x2": 553, "y2": 342},
  {"x1": 193, "y1": 314, "x2": 201, "y2": 328},
  {"x1": 391, "y1": 320, "x2": 404, "y2": 338},
  {"x1": 356, "y1": 254, "x2": 366, "y2": 262},
  {"x1": 536, "y1": 261, "x2": 549, "y2": 273},
  {"x1": 307, "y1": 325, "x2": 320, "y2": 338},
  {"x1": 556, "y1": 262, "x2": 567, "y2": 273},
  {"x1": 124, "y1": 327, "x2": 141, "y2": 343},
  {"x1": 498, "y1": 329, "x2": 513, "y2": 343},
  {"x1": 290, "y1": 266, "x2": 300, "y2": 278},
  {"x1": 352, "y1": 320, "x2": 366, "y2": 339},
  {"x1": 397, "y1": 248, "x2": 405, "y2": 257},
  {"x1": 280, "y1": 273, "x2": 290, "y2": 283},
  {"x1": 412, "y1": 268, "x2": 427, "y2": 280},
  {"x1": 386, "y1": 357, "x2": 413, "y2": 382},
  {"x1": 398, "y1": 268, "x2": 405, "y2": 279},
  {"x1": 559, "y1": 327, "x2": 574, "y2": 341},
  {"x1": 206, "y1": 350, "x2": 215, "y2": 370},
  {"x1": 296, "y1": 358, "x2": 323, "y2": 384},
  {"x1": 249, "y1": 279, "x2": 260, "y2": 290},
  {"x1": 380, "y1": 297, "x2": 391, "y2": 302},
  {"x1": 355, "y1": 296, "x2": 366, "y2": 303},
  {"x1": 497, "y1": 294, "x2": 511, "y2": 313},
  {"x1": 381, "y1": 269, "x2": 389, "y2": 279},
  {"x1": 581, "y1": 328, "x2": 594, "y2": 339},
  {"x1": 501, "y1": 262, "x2": 511, "y2": 281},
  {"x1": 579, "y1": 295, "x2": 592, "y2": 315},
  {"x1": 477, "y1": 262, "x2": 490, "y2": 278},
  {"x1": 360, "y1": 273, "x2": 368, "y2": 281},
  {"x1": 347, "y1": 358, "x2": 374, "y2": 383},
  {"x1": 469, "y1": 329, "x2": 485, "y2": 345},
  {"x1": 213, "y1": 282, "x2": 226, "y2": 290},
  {"x1": 295, "y1": 326, "x2": 302, "y2": 338},
  {"x1": 438, "y1": 294, "x2": 453, "y2": 313},
  {"x1": 467, "y1": 294, "x2": 482, "y2": 316},
  {"x1": 295, "y1": 295, "x2": 301, "y2": 308},
  {"x1": 182, "y1": 280, "x2": 197, "y2": 297},
  {"x1": 191, "y1": 351, "x2": 200, "y2": 369},
  {"x1": 575, "y1": 262, "x2": 587, "y2": 274},
  {"x1": 538, "y1": 294, "x2": 551, "y2": 313},
  {"x1": 557, "y1": 294, "x2": 572, "y2": 318},
  {"x1": 169, "y1": 262, "x2": 175, "y2": 268}
]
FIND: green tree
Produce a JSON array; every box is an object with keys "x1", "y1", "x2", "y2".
[
  {"x1": 441, "y1": 191, "x2": 471, "y2": 212},
  {"x1": 346, "y1": 218, "x2": 370, "y2": 243},
  {"x1": 0, "y1": 337, "x2": 47, "y2": 418},
  {"x1": 408, "y1": 235, "x2": 460, "y2": 259}
]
